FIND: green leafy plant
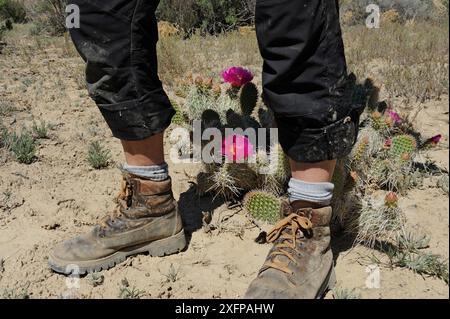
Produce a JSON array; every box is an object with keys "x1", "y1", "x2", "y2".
[
  {"x1": 162, "y1": 263, "x2": 181, "y2": 283},
  {"x1": 87, "y1": 141, "x2": 111, "y2": 169},
  {"x1": 332, "y1": 287, "x2": 360, "y2": 299},
  {"x1": 118, "y1": 277, "x2": 144, "y2": 299},
  {"x1": 396, "y1": 230, "x2": 430, "y2": 253},
  {"x1": 118, "y1": 285, "x2": 143, "y2": 299},
  {"x1": 86, "y1": 272, "x2": 104, "y2": 287},
  {"x1": 32, "y1": 120, "x2": 52, "y2": 139},
  {"x1": 1, "y1": 287, "x2": 29, "y2": 299},
  {"x1": 392, "y1": 252, "x2": 449, "y2": 285},
  {"x1": 6, "y1": 130, "x2": 37, "y2": 164}
]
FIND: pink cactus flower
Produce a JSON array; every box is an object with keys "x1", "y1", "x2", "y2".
[
  {"x1": 221, "y1": 67, "x2": 254, "y2": 87},
  {"x1": 388, "y1": 110, "x2": 402, "y2": 125},
  {"x1": 221, "y1": 134, "x2": 254, "y2": 162},
  {"x1": 431, "y1": 134, "x2": 442, "y2": 144}
]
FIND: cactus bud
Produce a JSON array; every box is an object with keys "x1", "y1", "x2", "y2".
[{"x1": 385, "y1": 192, "x2": 399, "y2": 208}]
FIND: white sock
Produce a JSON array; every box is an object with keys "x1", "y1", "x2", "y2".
[
  {"x1": 288, "y1": 178, "x2": 334, "y2": 206},
  {"x1": 122, "y1": 163, "x2": 169, "y2": 181}
]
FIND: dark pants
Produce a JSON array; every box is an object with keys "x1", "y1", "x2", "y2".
[
  {"x1": 256, "y1": 0, "x2": 360, "y2": 162},
  {"x1": 69, "y1": 0, "x2": 360, "y2": 163},
  {"x1": 69, "y1": 0, "x2": 174, "y2": 140}
]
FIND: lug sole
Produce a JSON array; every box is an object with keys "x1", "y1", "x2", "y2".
[{"x1": 48, "y1": 229, "x2": 186, "y2": 275}]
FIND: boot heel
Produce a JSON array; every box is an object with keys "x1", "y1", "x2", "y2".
[{"x1": 144, "y1": 229, "x2": 187, "y2": 257}]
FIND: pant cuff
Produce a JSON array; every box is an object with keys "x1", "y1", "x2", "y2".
[{"x1": 97, "y1": 99, "x2": 175, "y2": 141}]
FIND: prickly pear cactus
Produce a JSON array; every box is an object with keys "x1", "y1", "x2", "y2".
[
  {"x1": 240, "y1": 82, "x2": 258, "y2": 116},
  {"x1": 257, "y1": 106, "x2": 274, "y2": 128},
  {"x1": 390, "y1": 134, "x2": 417, "y2": 160},
  {"x1": 201, "y1": 109, "x2": 222, "y2": 129},
  {"x1": 225, "y1": 109, "x2": 244, "y2": 128},
  {"x1": 243, "y1": 190, "x2": 281, "y2": 223}
]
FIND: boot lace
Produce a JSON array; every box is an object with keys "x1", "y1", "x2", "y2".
[
  {"x1": 99, "y1": 178, "x2": 133, "y2": 229},
  {"x1": 262, "y1": 211, "x2": 313, "y2": 274}
]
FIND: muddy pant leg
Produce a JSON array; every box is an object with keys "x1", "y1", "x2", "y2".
[
  {"x1": 256, "y1": 0, "x2": 362, "y2": 162},
  {"x1": 68, "y1": 0, "x2": 174, "y2": 140}
]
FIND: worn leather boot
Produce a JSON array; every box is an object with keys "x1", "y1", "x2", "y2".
[
  {"x1": 245, "y1": 201, "x2": 335, "y2": 299},
  {"x1": 48, "y1": 173, "x2": 186, "y2": 275}
]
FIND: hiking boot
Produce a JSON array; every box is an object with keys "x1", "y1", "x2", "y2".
[
  {"x1": 48, "y1": 173, "x2": 186, "y2": 275},
  {"x1": 245, "y1": 201, "x2": 336, "y2": 299}
]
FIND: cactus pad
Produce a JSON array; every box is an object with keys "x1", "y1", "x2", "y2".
[{"x1": 240, "y1": 82, "x2": 258, "y2": 116}]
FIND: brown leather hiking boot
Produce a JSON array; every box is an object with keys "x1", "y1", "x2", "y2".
[
  {"x1": 48, "y1": 173, "x2": 186, "y2": 275},
  {"x1": 245, "y1": 201, "x2": 336, "y2": 299}
]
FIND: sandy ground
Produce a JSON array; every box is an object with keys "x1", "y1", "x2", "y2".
[{"x1": 0, "y1": 27, "x2": 448, "y2": 299}]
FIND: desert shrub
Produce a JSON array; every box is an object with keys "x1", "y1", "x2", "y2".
[
  {"x1": 158, "y1": 31, "x2": 260, "y2": 84},
  {"x1": 381, "y1": 231, "x2": 449, "y2": 284},
  {"x1": 344, "y1": 22, "x2": 449, "y2": 102},
  {"x1": 0, "y1": 0, "x2": 26, "y2": 23},
  {"x1": 156, "y1": 0, "x2": 253, "y2": 34},
  {"x1": 340, "y1": 0, "x2": 438, "y2": 25},
  {"x1": 0, "y1": 101, "x2": 15, "y2": 116},
  {"x1": 27, "y1": 0, "x2": 67, "y2": 35},
  {"x1": 1, "y1": 287, "x2": 29, "y2": 299},
  {"x1": 0, "y1": 19, "x2": 12, "y2": 44},
  {"x1": 0, "y1": 25, "x2": 5, "y2": 41}
]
